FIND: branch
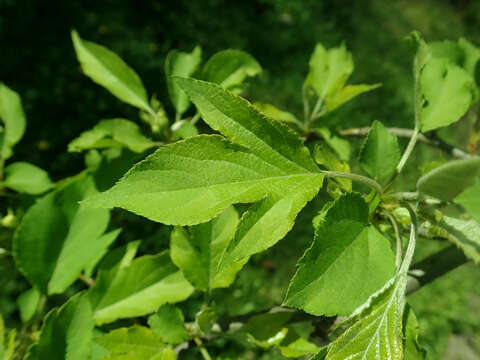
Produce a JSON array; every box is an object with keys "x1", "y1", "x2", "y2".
[
  {"x1": 340, "y1": 126, "x2": 471, "y2": 158},
  {"x1": 406, "y1": 245, "x2": 468, "y2": 294}
]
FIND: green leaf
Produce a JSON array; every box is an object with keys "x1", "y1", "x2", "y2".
[
  {"x1": 68, "y1": 119, "x2": 156, "y2": 153},
  {"x1": 3, "y1": 162, "x2": 53, "y2": 194},
  {"x1": 84, "y1": 79, "x2": 323, "y2": 269},
  {"x1": 0, "y1": 83, "x2": 26, "y2": 152},
  {"x1": 359, "y1": 120, "x2": 400, "y2": 185},
  {"x1": 307, "y1": 43, "x2": 353, "y2": 99},
  {"x1": 314, "y1": 143, "x2": 351, "y2": 192},
  {"x1": 417, "y1": 157, "x2": 480, "y2": 201},
  {"x1": 454, "y1": 180, "x2": 480, "y2": 222},
  {"x1": 95, "y1": 326, "x2": 173, "y2": 360},
  {"x1": 71, "y1": 30, "x2": 151, "y2": 113},
  {"x1": 170, "y1": 206, "x2": 246, "y2": 291},
  {"x1": 13, "y1": 176, "x2": 112, "y2": 294},
  {"x1": 25, "y1": 293, "x2": 94, "y2": 360},
  {"x1": 280, "y1": 338, "x2": 320, "y2": 358},
  {"x1": 0, "y1": 314, "x2": 16, "y2": 360},
  {"x1": 403, "y1": 306, "x2": 427, "y2": 360},
  {"x1": 325, "y1": 83, "x2": 381, "y2": 112},
  {"x1": 83, "y1": 229, "x2": 122, "y2": 279},
  {"x1": 88, "y1": 252, "x2": 193, "y2": 325},
  {"x1": 165, "y1": 46, "x2": 202, "y2": 116},
  {"x1": 437, "y1": 216, "x2": 480, "y2": 263},
  {"x1": 202, "y1": 49, "x2": 261, "y2": 89},
  {"x1": 16, "y1": 287, "x2": 41, "y2": 323},
  {"x1": 147, "y1": 304, "x2": 187, "y2": 345},
  {"x1": 253, "y1": 102, "x2": 300, "y2": 125},
  {"x1": 284, "y1": 193, "x2": 396, "y2": 316},
  {"x1": 315, "y1": 127, "x2": 350, "y2": 161},
  {"x1": 419, "y1": 57, "x2": 474, "y2": 132},
  {"x1": 324, "y1": 213, "x2": 417, "y2": 360}
]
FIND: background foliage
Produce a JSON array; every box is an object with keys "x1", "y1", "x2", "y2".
[{"x1": 1, "y1": 0, "x2": 480, "y2": 358}]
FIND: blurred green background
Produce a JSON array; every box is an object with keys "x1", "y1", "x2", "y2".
[{"x1": 1, "y1": 0, "x2": 480, "y2": 358}]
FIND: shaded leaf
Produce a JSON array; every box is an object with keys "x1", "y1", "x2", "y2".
[
  {"x1": 165, "y1": 46, "x2": 202, "y2": 116},
  {"x1": 88, "y1": 252, "x2": 193, "y2": 325},
  {"x1": 403, "y1": 306, "x2": 427, "y2": 360},
  {"x1": 16, "y1": 287, "x2": 41, "y2": 323},
  {"x1": 315, "y1": 127, "x2": 350, "y2": 161},
  {"x1": 284, "y1": 193, "x2": 395, "y2": 316},
  {"x1": 417, "y1": 157, "x2": 480, "y2": 201},
  {"x1": 170, "y1": 206, "x2": 245, "y2": 291},
  {"x1": 253, "y1": 102, "x2": 300, "y2": 125},
  {"x1": 68, "y1": 119, "x2": 156, "y2": 153},
  {"x1": 3, "y1": 162, "x2": 53, "y2": 195},
  {"x1": 71, "y1": 30, "x2": 151, "y2": 113},
  {"x1": 147, "y1": 304, "x2": 187, "y2": 345},
  {"x1": 13, "y1": 176, "x2": 111, "y2": 294},
  {"x1": 170, "y1": 120, "x2": 198, "y2": 140},
  {"x1": 280, "y1": 338, "x2": 320, "y2": 358},
  {"x1": 359, "y1": 120, "x2": 400, "y2": 185},
  {"x1": 437, "y1": 216, "x2": 480, "y2": 263},
  {"x1": 25, "y1": 294, "x2": 94, "y2": 360}
]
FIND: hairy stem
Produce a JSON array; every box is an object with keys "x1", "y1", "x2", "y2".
[
  {"x1": 322, "y1": 170, "x2": 383, "y2": 194},
  {"x1": 386, "y1": 213, "x2": 403, "y2": 270},
  {"x1": 194, "y1": 337, "x2": 212, "y2": 360}
]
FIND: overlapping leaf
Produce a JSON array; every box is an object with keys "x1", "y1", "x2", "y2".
[
  {"x1": 84, "y1": 78, "x2": 324, "y2": 269},
  {"x1": 95, "y1": 326, "x2": 175, "y2": 360},
  {"x1": 13, "y1": 176, "x2": 115, "y2": 294},
  {"x1": 25, "y1": 294, "x2": 94, "y2": 360},
  {"x1": 71, "y1": 30, "x2": 152, "y2": 113},
  {"x1": 147, "y1": 304, "x2": 188, "y2": 345},
  {"x1": 437, "y1": 216, "x2": 480, "y2": 263},
  {"x1": 324, "y1": 222, "x2": 417, "y2": 359},
  {"x1": 170, "y1": 206, "x2": 246, "y2": 291},
  {"x1": 284, "y1": 193, "x2": 395, "y2": 316},
  {"x1": 455, "y1": 180, "x2": 480, "y2": 222},
  {"x1": 165, "y1": 46, "x2": 202, "y2": 116},
  {"x1": 88, "y1": 252, "x2": 193, "y2": 325}
]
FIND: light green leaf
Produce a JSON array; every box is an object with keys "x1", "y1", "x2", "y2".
[
  {"x1": 437, "y1": 216, "x2": 480, "y2": 263},
  {"x1": 253, "y1": 102, "x2": 300, "y2": 125},
  {"x1": 83, "y1": 229, "x2": 122, "y2": 279},
  {"x1": 307, "y1": 43, "x2": 353, "y2": 99},
  {"x1": 0, "y1": 82, "x2": 27, "y2": 159},
  {"x1": 68, "y1": 119, "x2": 156, "y2": 153},
  {"x1": 84, "y1": 79, "x2": 323, "y2": 269},
  {"x1": 359, "y1": 120, "x2": 400, "y2": 185},
  {"x1": 71, "y1": 30, "x2": 151, "y2": 113},
  {"x1": 325, "y1": 83, "x2": 381, "y2": 112},
  {"x1": 16, "y1": 287, "x2": 41, "y2": 323},
  {"x1": 0, "y1": 314, "x2": 16, "y2": 360},
  {"x1": 147, "y1": 304, "x2": 187, "y2": 345},
  {"x1": 95, "y1": 326, "x2": 173, "y2": 360},
  {"x1": 284, "y1": 193, "x2": 395, "y2": 316},
  {"x1": 3, "y1": 162, "x2": 53, "y2": 195},
  {"x1": 314, "y1": 143, "x2": 351, "y2": 192},
  {"x1": 171, "y1": 206, "x2": 246, "y2": 291},
  {"x1": 454, "y1": 180, "x2": 480, "y2": 222},
  {"x1": 420, "y1": 57, "x2": 474, "y2": 132},
  {"x1": 0, "y1": 83, "x2": 26, "y2": 151},
  {"x1": 13, "y1": 176, "x2": 112, "y2": 294},
  {"x1": 170, "y1": 120, "x2": 198, "y2": 140},
  {"x1": 280, "y1": 338, "x2": 320, "y2": 358},
  {"x1": 88, "y1": 252, "x2": 193, "y2": 325},
  {"x1": 417, "y1": 157, "x2": 480, "y2": 201},
  {"x1": 202, "y1": 49, "x2": 261, "y2": 89},
  {"x1": 315, "y1": 127, "x2": 350, "y2": 161},
  {"x1": 25, "y1": 293, "x2": 94, "y2": 360},
  {"x1": 165, "y1": 46, "x2": 202, "y2": 116}
]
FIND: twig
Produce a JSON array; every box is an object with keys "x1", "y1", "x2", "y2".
[{"x1": 322, "y1": 170, "x2": 383, "y2": 194}]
